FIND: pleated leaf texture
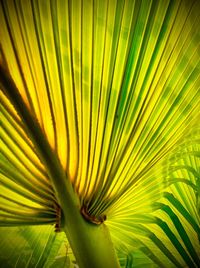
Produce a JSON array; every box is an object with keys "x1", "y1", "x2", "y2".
[{"x1": 0, "y1": 0, "x2": 200, "y2": 267}]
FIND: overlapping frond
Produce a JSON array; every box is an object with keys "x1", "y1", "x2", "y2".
[
  {"x1": 107, "y1": 128, "x2": 200, "y2": 267},
  {"x1": 0, "y1": 225, "x2": 76, "y2": 267}
]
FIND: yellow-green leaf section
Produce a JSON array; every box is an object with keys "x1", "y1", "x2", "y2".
[{"x1": 0, "y1": 0, "x2": 200, "y2": 267}]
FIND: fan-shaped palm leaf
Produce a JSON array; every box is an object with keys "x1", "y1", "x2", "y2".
[{"x1": 0, "y1": 0, "x2": 200, "y2": 267}]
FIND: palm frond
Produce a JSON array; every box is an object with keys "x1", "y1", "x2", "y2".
[
  {"x1": 0, "y1": 225, "x2": 76, "y2": 268},
  {"x1": 107, "y1": 128, "x2": 200, "y2": 267},
  {"x1": 0, "y1": 90, "x2": 58, "y2": 226},
  {"x1": 0, "y1": 0, "x2": 200, "y2": 267}
]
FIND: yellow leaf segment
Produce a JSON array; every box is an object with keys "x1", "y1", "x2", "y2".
[{"x1": 0, "y1": 65, "x2": 120, "y2": 268}]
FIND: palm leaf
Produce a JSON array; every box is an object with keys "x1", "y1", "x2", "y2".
[
  {"x1": 0, "y1": 225, "x2": 76, "y2": 268},
  {"x1": 0, "y1": 0, "x2": 200, "y2": 267}
]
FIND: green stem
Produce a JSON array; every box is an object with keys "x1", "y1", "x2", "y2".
[
  {"x1": 63, "y1": 215, "x2": 120, "y2": 268},
  {"x1": 0, "y1": 65, "x2": 120, "y2": 268}
]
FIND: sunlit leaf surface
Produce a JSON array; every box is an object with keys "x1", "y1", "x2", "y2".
[
  {"x1": 0, "y1": 0, "x2": 199, "y2": 267},
  {"x1": 0, "y1": 225, "x2": 76, "y2": 268}
]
